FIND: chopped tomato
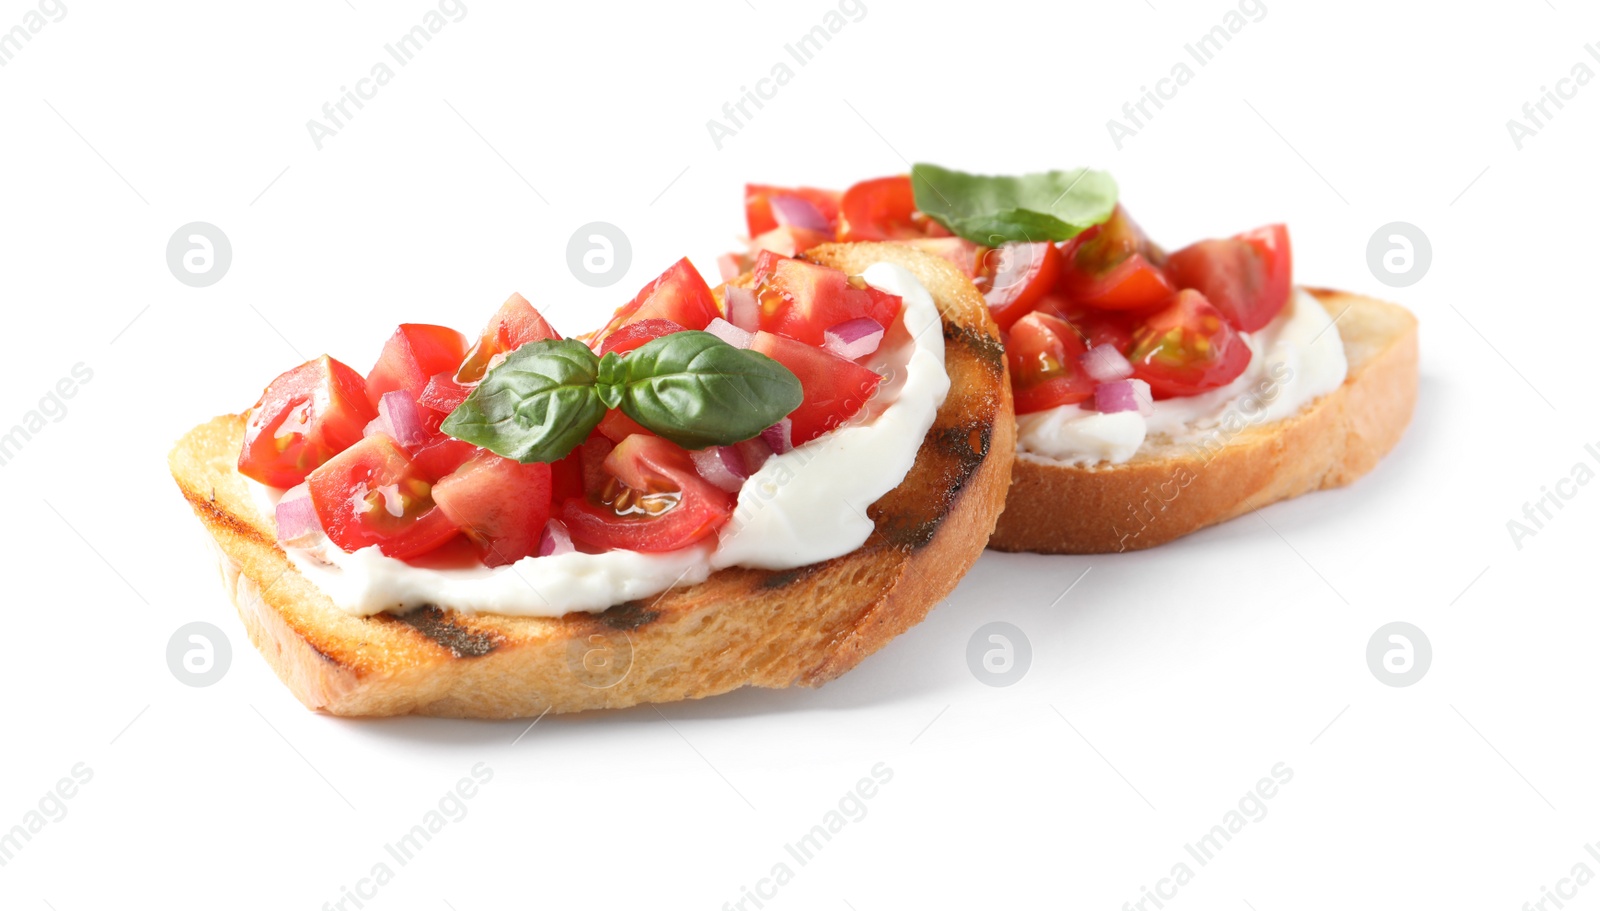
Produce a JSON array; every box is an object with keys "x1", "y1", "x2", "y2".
[
  {"x1": 239, "y1": 356, "x2": 377, "y2": 488},
  {"x1": 1005, "y1": 312, "x2": 1096, "y2": 414},
  {"x1": 410, "y1": 436, "x2": 480, "y2": 482},
  {"x1": 576, "y1": 434, "x2": 615, "y2": 493},
  {"x1": 749, "y1": 251, "x2": 903, "y2": 347},
  {"x1": 1127, "y1": 290, "x2": 1252, "y2": 398},
  {"x1": 1164, "y1": 224, "x2": 1292, "y2": 332},
  {"x1": 974, "y1": 242, "x2": 1061, "y2": 332},
  {"x1": 749, "y1": 330, "x2": 883, "y2": 444},
  {"x1": 1057, "y1": 206, "x2": 1174, "y2": 311},
  {"x1": 418, "y1": 372, "x2": 472, "y2": 414},
  {"x1": 891, "y1": 237, "x2": 984, "y2": 277},
  {"x1": 456, "y1": 293, "x2": 560, "y2": 385},
  {"x1": 562, "y1": 434, "x2": 734, "y2": 552},
  {"x1": 432, "y1": 452, "x2": 553, "y2": 567},
  {"x1": 1037, "y1": 295, "x2": 1139, "y2": 352},
  {"x1": 744, "y1": 184, "x2": 842, "y2": 237},
  {"x1": 838, "y1": 175, "x2": 949, "y2": 242},
  {"x1": 306, "y1": 434, "x2": 459, "y2": 559},
  {"x1": 549, "y1": 444, "x2": 588, "y2": 505},
  {"x1": 367, "y1": 324, "x2": 469, "y2": 409},
  {"x1": 598, "y1": 318, "x2": 685, "y2": 356},
  {"x1": 749, "y1": 225, "x2": 833, "y2": 259},
  {"x1": 597, "y1": 408, "x2": 652, "y2": 443},
  {"x1": 595, "y1": 257, "x2": 719, "y2": 344}
]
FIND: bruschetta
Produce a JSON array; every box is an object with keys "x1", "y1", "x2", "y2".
[
  {"x1": 722, "y1": 166, "x2": 1417, "y2": 553},
  {"x1": 169, "y1": 243, "x2": 1013, "y2": 717}
]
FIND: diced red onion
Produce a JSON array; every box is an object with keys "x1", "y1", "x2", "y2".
[
  {"x1": 823, "y1": 317, "x2": 885, "y2": 360},
  {"x1": 724, "y1": 284, "x2": 760, "y2": 332},
  {"x1": 1095, "y1": 379, "x2": 1154, "y2": 416},
  {"x1": 706, "y1": 317, "x2": 754, "y2": 349},
  {"x1": 721, "y1": 444, "x2": 751, "y2": 479},
  {"x1": 769, "y1": 194, "x2": 831, "y2": 232},
  {"x1": 538, "y1": 519, "x2": 574, "y2": 557},
  {"x1": 275, "y1": 483, "x2": 323, "y2": 547},
  {"x1": 1080, "y1": 344, "x2": 1134, "y2": 383},
  {"x1": 717, "y1": 252, "x2": 745, "y2": 283},
  {"x1": 736, "y1": 437, "x2": 773, "y2": 474},
  {"x1": 761, "y1": 418, "x2": 793, "y2": 454},
  {"x1": 1131, "y1": 379, "x2": 1154, "y2": 415},
  {"x1": 379, "y1": 390, "x2": 429, "y2": 449},
  {"x1": 691, "y1": 447, "x2": 747, "y2": 492}
]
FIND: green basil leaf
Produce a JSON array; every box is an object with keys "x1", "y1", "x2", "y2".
[
  {"x1": 441, "y1": 339, "x2": 606, "y2": 463},
  {"x1": 615, "y1": 331, "x2": 803, "y2": 450},
  {"x1": 595, "y1": 352, "x2": 625, "y2": 410},
  {"x1": 910, "y1": 163, "x2": 1119, "y2": 245}
]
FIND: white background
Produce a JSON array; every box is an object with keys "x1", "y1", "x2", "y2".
[{"x1": 1, "y1": 0, "x2": 1595, "y2": 908}]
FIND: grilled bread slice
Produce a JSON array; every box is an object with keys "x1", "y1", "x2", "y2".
[
  {"x1": 169, "y1": 243, "x2": 1013, "y2": 718},
  {"x1": 989, "y1": 289, "x2": 1416, "y2": 554}
]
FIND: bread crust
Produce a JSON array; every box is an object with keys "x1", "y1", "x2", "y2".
[
  {"x1": 169, "y1": 243, "x2": 1013, "y2": 718},
  {"x1": 988, "y1": 289, "x2": 1416, "y2": 554}
]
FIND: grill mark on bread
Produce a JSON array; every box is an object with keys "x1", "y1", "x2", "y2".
[
  {"x1": 186, "y1": 486, "x2": 272, "y2": 547},
  {"x1": 391, "y1": 607, "x2": 501, "y2": 658},
  {"x1": 596, "y1": 601, "x2": 661, "y2": 631},
  {"x1": 304, "y1": 639, "x2": 345, "y2": 666},
  {"x1": 875, "y1": 517, "x2": 941, "y2": 549},
  {"x1": 945, "y1": 323, "x2": 1005, "y2": 372},
  {"x1": 933, "y1": 421, "x2": 991, "y2": 469},
  {"x1": 758, "y1": 566, "x2": 818, "y2": 590}
]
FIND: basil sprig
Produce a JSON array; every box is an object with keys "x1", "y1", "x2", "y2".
[
  {"x1": 910, "y1": 163, "x2": 1119, "y2": 246},
  {"x1": 441, "y1": 332, "x2": 802, "y2": 463}
]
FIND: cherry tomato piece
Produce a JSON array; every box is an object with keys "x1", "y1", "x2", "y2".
[
  {"x1": 1126, "y1": 289, "x2": 1253, "y2": 398},
  {"x1": 239, "y1": 356, "x2": 377, "y2": 488},
  {"x1": 1057, "y1": 206, "x2": 1174, "y2": 311},
  {"x1": 1005, "y1": 311, "x2": 1097, "y2": 414},
  {"x1": 562, "y1": 434, "x2": 734, "y2": 552},
  {"x1": 1164, "y1": 223, "x2": 1292, "y2": 332},
  {"x1": 306, "y1": 434, "x2": 459, "y2": 559}
]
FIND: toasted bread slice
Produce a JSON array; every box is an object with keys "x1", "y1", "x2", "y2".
[
  {"x1": 989, "y1": 289, "x2": 1417, "y2": 554},
  {"x1": 169, "y1": 243, "x2": 1013, "y2": 718}
]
